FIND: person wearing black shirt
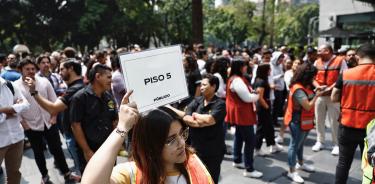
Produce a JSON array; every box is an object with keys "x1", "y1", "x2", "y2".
[
  {"x1": 253, "y1": 64, "x2": 283, "y2": 155},
  {"x1": 182, "y1": 74, "x2": 226, "y2": 184},
  {"x1": 70, "y1": 64, "x2": 117, "y2": 173}
]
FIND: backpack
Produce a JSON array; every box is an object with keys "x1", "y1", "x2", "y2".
[{"x1": 5, "y1": 80, "x2": 14, "y2": 95}]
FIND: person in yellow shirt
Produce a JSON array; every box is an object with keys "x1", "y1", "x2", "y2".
[{"x1": 81, "y1": 91, "x2": 213, "y2": 184}]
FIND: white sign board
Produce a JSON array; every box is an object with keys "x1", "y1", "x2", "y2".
[{"x1": 119, "y1": 45, "x2": 188, "y2": 112}]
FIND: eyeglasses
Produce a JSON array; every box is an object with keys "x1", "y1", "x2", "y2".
[{"x1": 165, "y1": 128, "x2": 189, "y2": 147}]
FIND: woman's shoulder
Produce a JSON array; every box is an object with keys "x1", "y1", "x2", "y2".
[{"x1": 111, "y1": 162, "x2": 136, "y2": 184}]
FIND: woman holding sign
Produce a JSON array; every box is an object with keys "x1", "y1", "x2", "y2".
[
  {"x1": 81, "y1": 91, "x2": 214, "y2": 184},
  {"x1": 284, "y1": 63, "x2": 322, "y2": 183}
]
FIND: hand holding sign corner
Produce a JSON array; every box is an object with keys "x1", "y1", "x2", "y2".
[{"x1": 119, "y1": 45, "x2": 189, "y2": 112}]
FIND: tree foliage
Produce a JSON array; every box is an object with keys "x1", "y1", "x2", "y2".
[
  {"x1": 0, "y1": 0, "x2": 319, "y2": 53},
  {"x1": 273, "y1": 2, "x2": 319, "y2": 46},
  {"x1": 204, "y1": 0, "x2": 256, "y2": 45}
]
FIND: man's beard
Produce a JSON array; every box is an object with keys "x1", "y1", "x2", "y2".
[{"x1": 62, "y1": 73, "x2": 70, "y2": 81}]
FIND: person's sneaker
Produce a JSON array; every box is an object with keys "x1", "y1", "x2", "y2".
[
  {"x1": 296, "y1": 163, "x2": 315, "y2": 172},
  {"x1": 64, "y1": 171, "x2": 81, "y2": 183},
  {"x1": 232, "y1": 162, "x2": 243, "y2": 169},
  {"x1": 225, "y1": 145, "x2": 233, "y2": 155},
  {"x1": 287, "y1": 171, "x2": 304, "y2": 183},
  {"x1": 275, "y1": 135, "x2": 284, "y2": 144},
  {"x1": 243, "y1": 170, "x2": 263, "y2": 178},
  {"x1": 331, "y1": 145, "x2": 339, "y2": 156},
  {"x1": 41, "y1": 175, "x2": 52, "y2": 184},
  {"x1": 270, "y1": 143, "x2": 283, "y2": 154},
  {"x1": 255, "y1": 149, "x2": 267, "y2": 156},
  {"x1": 312, "y1": 142, "x2": 324, "y2": 152}
]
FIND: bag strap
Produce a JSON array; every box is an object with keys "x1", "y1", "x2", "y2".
[{"x1": 5, "y1": 80, "x2": 14, "y2": 95}]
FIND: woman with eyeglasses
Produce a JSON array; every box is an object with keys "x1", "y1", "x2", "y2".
[{"x1": 81, "y1": 91, "x2": 214, "y2": 184}]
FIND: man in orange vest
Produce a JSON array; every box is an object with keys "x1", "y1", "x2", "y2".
[
  {"x1": 312, "y1": 44, "x2": 348, "y2": 156},
  {"x1": 331, "y1": 43, "x2": 375, "y2": 184}
]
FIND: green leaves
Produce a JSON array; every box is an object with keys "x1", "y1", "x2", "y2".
[{"x1": 204, "y1": 0, "x2": 256, "y2": 45}]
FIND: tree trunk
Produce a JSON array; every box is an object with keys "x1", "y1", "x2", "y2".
[
  {"x1": 258, "y1": 0, "x2": 267, "y2": 46},
  {"x1": 269, "y1": 0, "x2": 275, "y2": 48},
  {"x1": 192, "y1": 0, "x2": 203, "y2": 44}
]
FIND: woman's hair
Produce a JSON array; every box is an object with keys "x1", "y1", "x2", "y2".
[
  {"x1": 229, "y1": 58, "x2": 245, "y2": 77},
  {"x1": 255, "y1": 63, "x2": 270, "y2": 81},
  {"x1": 131, "y1": 107, "x2": 192, "y2": 184},
  {"x1": 211, "y1": 57, "x2": 229, "y2": 83},
  {"x1": 184, "y1": 55, "x2": 198, "y2": 73},
  {"x1": 290, "y1": 63, "x2": 317, "y2": 88}
]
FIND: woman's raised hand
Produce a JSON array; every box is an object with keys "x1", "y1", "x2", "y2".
[{"x1": 118, "y1": 90, "x2": 139, "y2": 132}]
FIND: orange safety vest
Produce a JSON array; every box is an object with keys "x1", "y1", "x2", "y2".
[
  {"x1": 284, "y1": 83, "x2": 315, "y2": 131},
  {"x1": 315, "y1": 56, "x2": 344, "y2": 86},
  {"x1": 131, "y1": 154, "x2": 214, "y2": 184},
  {"x1": 341, "y1": 64, "x2": 375, "y2": 129}
]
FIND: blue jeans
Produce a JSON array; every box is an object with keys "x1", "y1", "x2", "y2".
[
  {"x1": 288, "y1": 121, "x2": 309, "y2": 168},
  {"x1": 233, "y1": 125, "x2": 256, "y2": 172},
  {"x1": 64, "y1": 132, "x2": 81, "y2": 175}
]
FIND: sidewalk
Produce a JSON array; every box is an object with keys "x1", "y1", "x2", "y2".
[
  {"x1": 0, "y1": 126, "x2": 362, "y2": 184},
  {"x1": 220, "y1": 127, "x2": 362, "y2": 184}
]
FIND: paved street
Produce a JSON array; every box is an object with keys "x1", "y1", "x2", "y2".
[{"x1": 1, "y1": 125, "x2": 362, "y2": 184}]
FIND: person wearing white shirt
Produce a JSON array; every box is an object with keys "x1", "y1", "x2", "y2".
[
  {"x1": 15, "y1": 59, "x2": 79, "y2": 183},
  {"x1": 211, "y1": 57, "x2": 229, "y2": 99},
  {"x1": 0, "y1": 76, "x2": 30, "y2": 184},
  {"x1": 270, "y1": 51, "x2": 286, "y2": 127}
]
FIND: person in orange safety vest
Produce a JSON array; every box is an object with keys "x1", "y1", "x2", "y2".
[
  {"x1": 311, "y1": 44, "x2": 348, "y2": 156},
  {"x1": 331, "y1": 43, "x2": 375, "y2": 184},
  {"x1": 284, "y1": 63, "x2": 323, "y2": 183}
]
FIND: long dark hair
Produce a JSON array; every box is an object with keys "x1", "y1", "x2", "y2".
[
  {"x1": 131, "y1": 107, "x2": 193, "y2": 184},
  {"x1": 290, "y1": 63, "x2": 317, "y2": 88},
  {"x1": 255, "y1": 63, "x2": 270, "y2": 81},
  {"x1": 184, "y1": 55, "x2": 198, "y2": 73},
  {"x1": 229, "y1": 58, "x2": 245, "y2": 77},
  {"x1": 211, "y1": 57, "x2": 229, "y2": 83}
]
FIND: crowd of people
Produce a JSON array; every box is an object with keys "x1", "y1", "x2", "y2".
[{"x1": 0, "y1": 42, "x2": 374, "y2": 184}]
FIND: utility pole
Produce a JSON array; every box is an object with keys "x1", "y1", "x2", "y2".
[{"x1": 308, "y1": 16, "x2": 319, "y2": 46}]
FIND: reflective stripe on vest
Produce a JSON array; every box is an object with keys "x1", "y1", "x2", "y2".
[
  {"x1": 314, "y1": 56, "x2": 344, "y2": 86},
  {"x1": 341, "y1": 64, "x2": 375, "y2": 129},
  {"x1": 284, "y1": 83, "x2": 315, "y2": 131},
  {"x1": 133, "y1": 154, "x2": 213, "y2": 184}
]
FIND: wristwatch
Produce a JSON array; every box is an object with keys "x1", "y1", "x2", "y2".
[
  {"x1": 115, "y1": 127, "x2": 128, "y2": 137},
  {"x1": 30, "y1": 90, "x2": 38, "y2": 96}
]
